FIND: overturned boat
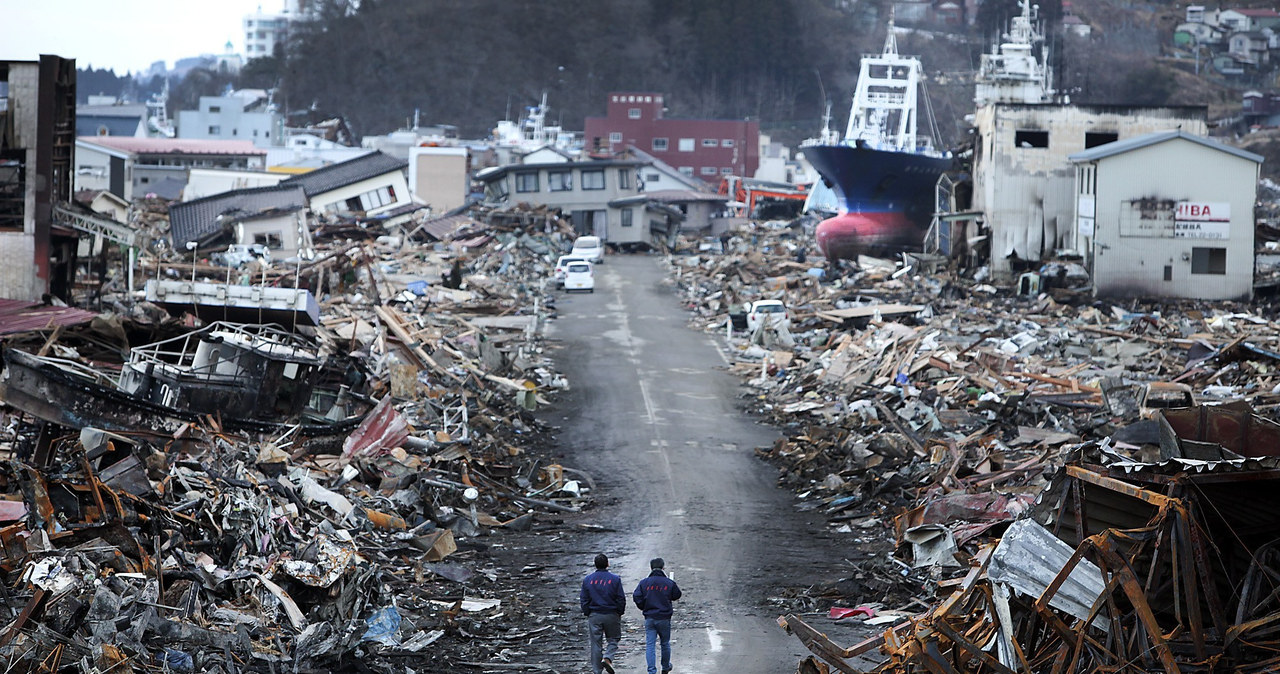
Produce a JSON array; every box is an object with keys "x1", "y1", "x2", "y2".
[{"x1": 0, "y1": 322, "x2": 369, "y2": 452}]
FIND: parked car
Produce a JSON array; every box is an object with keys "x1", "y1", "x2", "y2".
[
  {"x1": 563, "y1": 261, "x2": 595, "y2": 293},
  {"x1": 553, "y1": 255, "x2": 588, "y2": 286},
  {"x1": 570, "y1": 235, "x2": 604, "y2": 264},
  {"x1": 214, "y1": 243, "x2": 271, "y2": 268},
  {"x1": 746, "y1": 299, "x2": 790, "y2": 332}
]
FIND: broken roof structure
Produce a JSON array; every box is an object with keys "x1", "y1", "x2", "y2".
[
  {"x1": 279, "y1": 150, "x2": 405, "y2": 198},
  {"x1": 167, "y1": 183, "x2": 308, "y2": 248}
]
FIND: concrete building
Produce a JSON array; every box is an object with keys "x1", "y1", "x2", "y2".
[
  {"x1": 0, "y1": 56, "x2": 79, "y2": 301},
  {"x1": 969, "y1": 103, "x2": 1207, "y2": 279},
  {"x1": 176, "y1": 90, "x2": 282, "y2": 148},
  {"x1": 477, "y1": 159, "x2": 646, "y2": 240},
  {"x1": 243, "y1": 1, "x2": 315, "y2": 60},
  {"x1": 183, "y1": 167, "x2": 288, "y2": 202},
  {"x1": 583, "y1": 93, "x2": 759, "y2": 179},
  {"x1": 1071, "y1": 130, "x2": 1261, "y2": 300},
  {"x1": 408, "y1": 146, "x2": 474, "y2": 214},
  {"x1": 74, "y1": 137, "x2": 267, "y2": 201},
  {"x1": 280, "y1": 151, "x2": 410, "y2": 217}
]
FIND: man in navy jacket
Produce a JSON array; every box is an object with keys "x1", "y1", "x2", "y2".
[
  {"x1": 580, "y1": 553, "x2": 625, "y2": 674},
  {"x1": 633, "y1": 557, "x2": 682, "y2": 674}
]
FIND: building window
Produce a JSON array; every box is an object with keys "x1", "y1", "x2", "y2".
[
  {"x1": 702, "y1": 138, "x2": 718, "y2": 147},
  {"x1": 208, "y1": 125, "x2": 221, "y2": 134},
  {"x1": 515, "y1": 172, "x2": 539, "y2": 193},
  {"x1": 609, "y1": 131, "x2": 622, "y2": 143},
  {"x1": 618, "y1": 169, "x2": 631, "y2": 189},
  {"x1": 1014, "y1": 130, "x2": 1049, "y2": 148},
  {"x1": 652, "y1": 138, "x2": 668, "y2": 152},
  {"x1": 209, "y1": 106, "x2": 221, "y2": 113},
  {"x1": 549, "y1": 170, "x2": 572, "y2": 191},
  {"x1": 1191, "y1": 247, "x2": 1227, "y2": 274},
  {"x1": 254, "y1": 232, "x2": 283, "y2": 248},
  {"x1": 678, "y1": 166, "x2": 694, "y2": 176},
  {"x1": 1085, "y1": 132, "x2": 1118, "y2": 149},
  {"x1": 253, "y1": 129, "x2": 259, "y2": 137},
  {"x1": 678, "y1": 138, "x2": 695, "y2": 152},
  {"x1": 721, "y1": 139, "x2": 735, "y2": 147},
  {"x1": 581, "y1": 169, "x2": 605, "y2": 190},
  {"x1": 628, "y1": 108, "x2": 642, "y2": 119},
  {"x1": 621, "y1": 208, "x2": 634, "y2": 227},
  {"x1": 139, "y1": 177, "x2": 150, "y2": 184},
  {"x1": 720, "y1": 167, "x2": 734, "y2": 175},
  {"x1": 646, "y1": 173, "x2": 660, "y2": 182},
  {"x1": 700, "y1": 166, "x2": 717, "y2": 175}
]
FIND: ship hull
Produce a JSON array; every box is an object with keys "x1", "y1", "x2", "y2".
[{"x1": 804, "y1": 144, "x2": 951, "y2": 259}]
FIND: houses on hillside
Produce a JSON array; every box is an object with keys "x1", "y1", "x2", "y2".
[{"x1": 1174, "y1": 6, "x2": 1280, "y2": 76}]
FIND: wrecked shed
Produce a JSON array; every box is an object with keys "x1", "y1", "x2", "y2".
[{"x1": 1071, "y1": 130, "x2": 1262, "y2": 301}]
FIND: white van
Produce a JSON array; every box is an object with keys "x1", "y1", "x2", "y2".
[{"x1": 570, "y1": 235, "x2": 604, "y2": 264}]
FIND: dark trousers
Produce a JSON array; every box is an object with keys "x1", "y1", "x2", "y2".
[{"x1": 588, "y1": 612, "x2": 621, "y2": 674}]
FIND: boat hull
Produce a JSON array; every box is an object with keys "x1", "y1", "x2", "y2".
[{"x1": 804, "y1": 144, "x2": 951, "y2": 259}]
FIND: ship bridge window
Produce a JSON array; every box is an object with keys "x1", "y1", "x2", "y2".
[
  {"x1": 1085, "y1": 132, "x2": 1119, "y2": 148},
  {"x1": 1014, "y1": 130, "x2": 1049, "y2": 148}
]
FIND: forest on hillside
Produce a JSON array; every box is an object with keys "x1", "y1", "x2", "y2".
[{"x1": 81, "y1": 0, "x2": 1254, "y2": 150}]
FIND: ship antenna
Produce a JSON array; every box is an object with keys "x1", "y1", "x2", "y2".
[{"x1": 884, "y1": 9, "x2": 898, "y2": 55}]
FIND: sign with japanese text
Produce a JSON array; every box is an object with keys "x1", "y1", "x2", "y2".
[{"x1": 1174, "y1": 201, "x2": 1230, "y2": 239}]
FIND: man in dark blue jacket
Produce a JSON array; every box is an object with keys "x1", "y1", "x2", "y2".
[
  {"x1": 580, "y1": 553, "x2": 625, "y2": 674},
  {"x1": 632, "y1": 557, "x2": 682, "y2": 674}
]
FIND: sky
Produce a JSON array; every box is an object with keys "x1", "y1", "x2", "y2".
[{"x1": 0, "y1": 0, "x2": 287, "y2": 74}]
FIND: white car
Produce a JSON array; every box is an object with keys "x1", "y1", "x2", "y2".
[
  {"x1": 563, "y1": 261, "x2": 595, "y2": 293},
  {"x1": 553, "y1": 255, "x2": 587, "y2": 286},
  {"x1": 746, "y1": 299, "x2": 790, "y2": 332},
  {"x1": 570, "y1": 235, "x2": 604, "y2": 264}
]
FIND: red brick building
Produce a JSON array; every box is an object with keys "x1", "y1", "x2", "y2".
[{"x1": 583, "y1": 92, "x2": 759, "y2": 182}]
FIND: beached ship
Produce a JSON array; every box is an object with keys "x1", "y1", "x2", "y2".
[{"x1": 801, "y1": 19, "x2": 952, "y2": 260}]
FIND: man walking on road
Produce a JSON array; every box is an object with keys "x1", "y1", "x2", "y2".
[
  {"x1": 581, "y1": 553, "x2": 625, "y2": 674},
  {"x1": 633, "y1": 557, "x2": 682, "y2": 674}
]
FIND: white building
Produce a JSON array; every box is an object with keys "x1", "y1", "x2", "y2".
[
  {"x1": 1070, "y1": 130, "x2": 1261, "y2": 300},
  {"x1": 176, "y1": 90, "x2": 282, "y2": 148},
  {"x1": 243, "y1": 1, "x2": 315, "y2": 60}
]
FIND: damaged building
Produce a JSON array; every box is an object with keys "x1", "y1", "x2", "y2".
[
  {"x1": 0, "y1": 55, "x2": 78, "y2": 302},
  {"x1": 1071, "y1": 129, "x2": 1262, "y2": 300}
]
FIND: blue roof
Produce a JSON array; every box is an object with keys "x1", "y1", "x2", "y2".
[{"x1": 1069, "y1": 130, "x2": 1263, "y2": 164}]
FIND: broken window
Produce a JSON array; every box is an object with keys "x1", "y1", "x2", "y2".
[
  {"x1": 1191, "y1": 247, "x2": 1226, "y2": 274},
  {"x1": 1085, "y1": 132, "x2": 1118, "y2": 148},
  {"x1": 254, "y1": 231, "x2": 283, "y2": 248},
  {"x1": 581, "y1": 170, "x2": 605, "y2": 190},
  {"x1": 1014, "y1": 130, "x2": 1049, "y2": 148}
]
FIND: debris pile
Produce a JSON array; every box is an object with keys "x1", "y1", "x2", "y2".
[
  {"x1": 0, "y1": 205, "x2": 590, "y2": 669},
  {"x1": 668, "y1": 224, "x2": 1280, "y2": 671}
]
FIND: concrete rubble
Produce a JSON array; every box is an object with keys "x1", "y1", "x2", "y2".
[
  {"x1": 668, "y1": 222, "x2": 1280, "y2": 673},
  {"x1": 0, "y1": 204, "x2": 588, "y2": 671}
]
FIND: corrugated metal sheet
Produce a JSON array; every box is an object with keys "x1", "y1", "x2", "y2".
[{"x1": 0, "y1": 298, "x2": 97, "y2": 335}]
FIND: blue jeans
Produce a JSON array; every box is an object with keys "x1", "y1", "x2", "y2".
[{"x1": 644, "y1": 617, "x2": 672, "y2": 674}]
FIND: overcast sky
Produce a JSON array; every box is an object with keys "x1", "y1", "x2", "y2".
[{"x1": 1, "y1": 0, "x2": 284, "y2": 73}]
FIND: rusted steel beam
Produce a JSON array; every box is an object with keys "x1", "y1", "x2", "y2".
[
  {"x1": 1093, "y1": 539, "x2": 1184, "y2": 673},
  {"x1": 777, "y1": 614, "x2": 866, "y2": 673},
  {"x1": 933, "y1": 619, "x2": 1019, "y2": 674},
  {"x1": 1065, "y1": 465, "x2": 1173, "y2": 508}
]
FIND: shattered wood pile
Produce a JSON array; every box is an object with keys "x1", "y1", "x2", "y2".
[
  {"x1": 667, "y1": 223, "x2": 1280, "y2": 672},
  {"x1": 0, "y1": 204, "x2": 589, "y2": 670}
]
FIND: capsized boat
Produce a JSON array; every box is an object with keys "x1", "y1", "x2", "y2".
[{"x1": 801, "y1": 18, "x2": 952, "y2": 260}]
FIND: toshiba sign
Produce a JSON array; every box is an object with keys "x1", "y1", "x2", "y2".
[{"x1": 1174, "y1": 201, "x2": 1230, "y2": 239}]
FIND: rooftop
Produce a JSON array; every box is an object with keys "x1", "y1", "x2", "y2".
[
  {"x1": 280, "y1": 151, "x2": 404, "y2": 197},
  {"x1": 77, "y1": 137, "x2": 266, "y2": 156}
]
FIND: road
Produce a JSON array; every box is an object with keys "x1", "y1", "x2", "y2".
[{"x1": 541, "y1": 254, "x2": 837, "y2": 673}]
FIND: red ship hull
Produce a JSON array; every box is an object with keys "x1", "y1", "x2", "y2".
[{"x1": 814, "y1": 211, "x2": 917, "y2": 261}]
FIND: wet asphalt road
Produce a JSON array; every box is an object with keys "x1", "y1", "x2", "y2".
[{"x1": 541, "y1": 254, "x2": 834, "y2": 673}]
